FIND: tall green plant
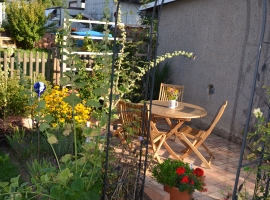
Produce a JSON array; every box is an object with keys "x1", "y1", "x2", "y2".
[{"x1": 246, "y1": 94, "x2": 270, "y2": 199}]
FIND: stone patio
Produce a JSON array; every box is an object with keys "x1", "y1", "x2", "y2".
[{"x1": 144, "y1": 133, "x2": 256, "y2": 200}]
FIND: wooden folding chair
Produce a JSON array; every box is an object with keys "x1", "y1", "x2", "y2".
[
  {"x1": 112, "y1": 100, "x2": 146, "y2": 145},
  {"x1": 149, "y1": 120, "x2": 168, "y2": 163},
  {"x1": 173, "y1": 101, "x2": 228, "y2": 169}
]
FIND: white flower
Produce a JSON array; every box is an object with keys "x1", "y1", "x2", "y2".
[{"x1": 253, "y1": 108, "x2": 263, "y2": 118}]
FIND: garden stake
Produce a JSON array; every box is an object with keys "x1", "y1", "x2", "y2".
[{"x1": 33, "y1": 82, "x2": 46, "y2": 161}]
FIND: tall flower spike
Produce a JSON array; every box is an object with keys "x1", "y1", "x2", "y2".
[{"x1": 34, "y1": 82, "x2": 46, "y2": 97}]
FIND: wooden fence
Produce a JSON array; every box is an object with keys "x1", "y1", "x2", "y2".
[{"x1": 0, "y1": 48, "x2": 62, "y2": 84}]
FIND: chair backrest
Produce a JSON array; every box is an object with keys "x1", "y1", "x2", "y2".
[
  {"x1": 118, "y1": 100, "x2": 148, "y2": 136},
  {"x1": 202, "y1": 101, "x2": 228, "y2": 140},
  {"x1": 158, "y1": 83, "x2": 184, "y2": 102}
]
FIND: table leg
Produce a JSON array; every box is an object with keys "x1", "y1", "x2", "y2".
[{"x1": 165, "y1": 119, "x2": 185, "y2": 139}]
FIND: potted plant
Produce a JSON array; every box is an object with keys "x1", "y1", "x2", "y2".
[
  {"x1": 166, "y1": 87, "x2": 179, "y2": 100},
  {"x1": 166, "y1": 87, "x2": 179, "y2": 109},
  {"x1": 151, "y1": 159, "x2": 207, "y2": 200}
]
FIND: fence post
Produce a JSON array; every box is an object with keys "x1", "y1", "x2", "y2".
[
  {"x1": 35, "y1": 52, "x2": 39, "y2": 75},
  {"x1": 42, "y1": 52, "x2": 46, "y2": 79},
  {"x1": 3, "y1": 52, "x2": 7, "y2": 72},
  {"x1": 52, "y1": 47, "x2": 60, "y2": 85},
  {"x1": 29, "y1": 52, "x2": 33, "y2": 78},
  {"x1": 23, "y1": 52, "x2": 27, "y2": 75},
  {"x1": 10, "y1": 57, "x2": 14, "y2": 78}
]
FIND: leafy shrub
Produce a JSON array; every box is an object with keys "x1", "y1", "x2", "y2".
[
  {"x1": 4, "y1": 0, "x2": 49, "y2": 49},
  {"x1": 0, "y1": 71, "x2": 52, "y2": 118},
  {"x1": 0, "y1": 75, "x2": 28, "y2": 118}
]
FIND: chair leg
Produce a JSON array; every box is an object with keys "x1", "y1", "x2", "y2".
[
  {"x1": 153, "y1": 135, "x2": 166, "y2": 163},
  {"x1": 202, "y1": 143, "x2": 215, "y2": 159},
  {"x1": 162, "y1": 141, "x2": 182, "y2": 161},
  {"x1": 178, "y1": 133, "x2": 212, "y2": 169}
]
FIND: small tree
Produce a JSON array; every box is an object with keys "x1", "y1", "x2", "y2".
[
  {"x1": 5, "y1": 0, "x2": 48, "y2": 49},
  {"x1": 41, "y1": 0, "x2": 63, "y2": 7}
]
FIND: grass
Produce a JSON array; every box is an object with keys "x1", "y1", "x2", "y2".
[{"x1": 0, "y1": 150, "x2": 20, "y2": 182}]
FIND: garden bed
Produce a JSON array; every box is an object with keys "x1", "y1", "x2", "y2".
[{"x1": 0, "y1": 117, "x2": 29, "y2": 142}]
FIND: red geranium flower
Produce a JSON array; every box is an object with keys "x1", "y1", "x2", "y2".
[
  {"x1": 176, "y1": 167, "x2": 186, "y2": 175},
  {"x1": 181, "y1": 176, "x2": 189, "y2": 183},
  {"x1": 193, "y1": 168, "x2": 204, "y2": 176}
]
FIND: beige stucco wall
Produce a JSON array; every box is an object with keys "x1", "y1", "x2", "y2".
[{"x1": 157, "y1": 0, "x2": 270, "y2": 143}]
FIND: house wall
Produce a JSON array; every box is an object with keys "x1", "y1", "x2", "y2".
[
  {"x1": 158, "y1": 0, "x2": 270, "y2": 143},
  {"x1": 85, "y1": 0, "x2": 141, "y2": 24}
]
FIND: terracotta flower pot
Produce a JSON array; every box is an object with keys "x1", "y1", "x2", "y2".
[{"x1": 164, "y1": 185, "x2": 193, "y2": 200}]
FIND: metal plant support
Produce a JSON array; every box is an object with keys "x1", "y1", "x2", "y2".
[
  {"x1": 233, "y1": 0, "x2": 270, "y2": 199},
  {"x1": 102, "y1": 0, "x2": 165, "y2": 199}
]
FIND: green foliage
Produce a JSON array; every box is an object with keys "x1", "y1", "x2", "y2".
[
  {"x1": 0, "y1": 151, "x2": 20, "y2": 182},
  {"x1": 41, "y1": 0, "x2": 63, "y2": 7},
  {"x1": 151, "y1": 61, "x2": 173, "y2": 100},
  {"x1": 0, "y1": 75, "x2": 28, "y2": 118},
  {"x1": 0, "y1": 153, "x2": 9, "y2": 165},
  {"x1": 92, "y1": 24, "x2": 106, "y2": 32},
  {"x1": 6, "y1": 128, "x2": 51, "y2": 160},
  {"x1": 5, "y1": 0, "x2": 49, "y2": 49},
  {"x1": 246, "y1": 86, "x2": 270, "y2": 199}
]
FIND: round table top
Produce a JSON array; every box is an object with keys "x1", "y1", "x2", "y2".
[{"x1": 149, "y1": 100, "x2": 207, "y2": 119}]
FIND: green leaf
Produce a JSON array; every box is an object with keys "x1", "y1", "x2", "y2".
[
  {"x1": 243, "y1": 166, "x2": 250, "y2": 171},
  {"x1": 74, "y1": 81, "x2": 87, "y2": 88},
  {"x1": 0, "y1": 182, "x2": 9, "y2": 188},
  {"x1": 63, "y1": 129, "x2": 72, "y2": 136},
  {"x1": 10, "y1": 175, "x2": 20, "y2": 187},
  {"x1": 86, "y1": 100, "x2": 100, "y2": 108},
  {"x1": 79, "y1": 192, "x2": 90, "y2": 200},
  {"x1": 60, "y1": 154, "x2": 72, "y2": 163},
  {"x1": 63, "y1": 94, "x2": 81, "y2": 107},
  {"x1": 73, "y1": 74, "x2": 82, "y2": 81},
  {"x1": 50, "y1": 185, "x2": 62, "y2": 197},
  {"x1": 71, "y1": 178, "x2": 84, "y2": 192},
  {"x1": 60, "y1": 77, "x2": 70, "y2": 86},
  {"x1": 38, "y1": 100, "x2": 46, "y2": 109},
  {"x1": 65, "y1": 123, "x2": 72, "y2": 130},
  {"x1": 41, "y1": 167, "x2": 56, "y2": 173},
  {"x1": 20, "y1": 182, "x2": 29, "y2": 187},
  {"x1": 14, "y1": 194, "x2": 22, "y2": 200},
  {"x1": 44, "y1": 115, "x2": 55, "y2": 123},
  {"x1": 43, "y1": 174, "x2": 49, "y2": 183},
  {"x1": 57, "y1": 168, "x2": 73, "y2": 185},
  {"x1": 36, "y1": 184, "x2": 42, "y2": 194},
  {"x1": 47, "y1": 134, "x2": 58, "y2": 144},
  {"x1": 65, "y1": 188, "x2": 76, "y2": 196},
  {"x1": 93, "y1": 88, "x2": 109, "y2": 96},
  {"x1": 39, "y1": 122, "x2": 51, "y2": 132}
]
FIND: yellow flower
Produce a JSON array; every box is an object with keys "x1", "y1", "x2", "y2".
[
  {"x1": 59, "y1": 118, "x2": 65, "y2": 123},
  {"x1": 41, "y1": 86, "x2": 91, "y2": 126},
  {"x1": 52, "y1": 123, "x2": 57, "y2": 128}
]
